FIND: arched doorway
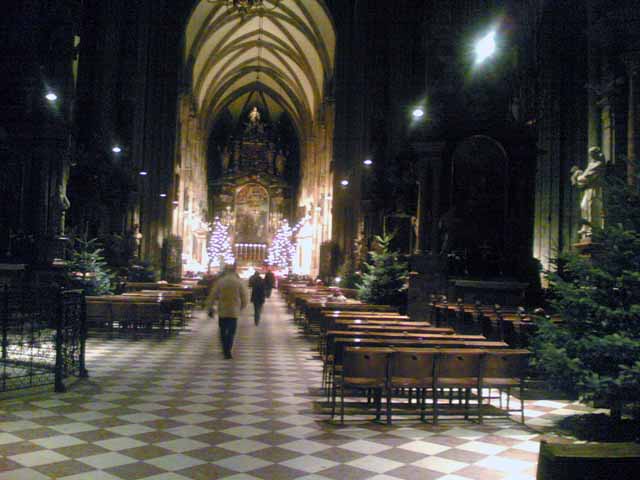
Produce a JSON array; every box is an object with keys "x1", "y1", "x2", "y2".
[
  {"x1": 446, "y1": 135, "x2": 510, "y2": 277},
  {"x1": 175, "y1": 1, "x2": 336, "y2": 275}
]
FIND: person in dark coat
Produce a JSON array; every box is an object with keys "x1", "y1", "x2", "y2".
[
  {"x1": 249, "y1": 270, "x2": 266, "y2": 325},
  {"x1": 264, "y1": 269, "x2": 275, "y2": 298}
]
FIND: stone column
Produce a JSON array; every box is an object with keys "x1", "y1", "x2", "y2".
[
  {"x1": 587, "y1": 2, "x2": 601, "y2": 149},
  {"x1": 622, "y1": 52, "x2": 640, "y2": 186},
  {"x1": 411, "y1": 141, "x2": 446, "y2": 253}
]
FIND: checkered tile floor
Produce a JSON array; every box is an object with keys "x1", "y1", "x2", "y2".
[{"x1": 1, "y1": 293, "x2": 590, "y2": 479}]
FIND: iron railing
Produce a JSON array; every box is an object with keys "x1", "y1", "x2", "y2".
[{"x1": 1, "y1": 285, "x2": 88, "y2": 393}]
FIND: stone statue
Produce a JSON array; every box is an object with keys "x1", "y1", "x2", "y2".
[
  {"x1": 266, "y1": 146, "x2": 275, "y2": 173},
  {"x1": 571, "y1": 146, "x2": 607, "y2": 239},
  {"x1": 54, "y1": 183, "x2": 71, "y2": 236},
  {"x1": 233, "y1": 143, "x2": 240, "y2": 170},
  {"x1": 221, "y1": 145, "x2": 231, "y2": 171},
  {"x1": 438, "y1": 205, "x2": 461, "y2": 255},
  {"x1": 275, "y1": 150, "x2": 286, "y2": 176},
  {"x1": 249, "y1": 106, "x2": 261, "y2": 124},
  {"x1": 133, "y1": 224, "x2": 143, "y2": 258}
]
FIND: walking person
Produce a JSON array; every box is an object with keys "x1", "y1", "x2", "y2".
[
  {"x1": 264, "y1": 269, "x2": 275, "y2": 298},
  {"x1": 206, "y1": 264, "x2": 248, "y2": 359},
  {"x1": 249, "y1": 270, "x2": 266, "y2": 325}
]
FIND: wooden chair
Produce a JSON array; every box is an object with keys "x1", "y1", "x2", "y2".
[
  {"x1": 433, "y1": 350, "x2": 483, "y2": 424},
  {"x1": 110, "y1": 302, "x2": 138, "y2": 334},
  {"x1": 332, "y1": 347, "x2": 391, "y2": 424},
  {"x1": 482, "y1": 350, "x2": 530, "y2": 423},
  {"x1": 387, "y1": 349, "x2": 436, "y2": 424},
  {"x1": 136, "y1": 303, "x2": 162, "y2": 334}
]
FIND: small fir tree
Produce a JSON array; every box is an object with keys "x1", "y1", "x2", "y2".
[
  {"x1": 357, "y1": 233, "x2": 408, "y2": 307},
  {"x1": 207, "y1": 218, "x2": 235, "y2": 270},
  {"x1": 337, "y1": 239, "x2": 363, "y2": 288},
  {"x1": 66, "y1": 236, "x2": 113, "y2": 295},
  {"x1": 267, "y1": 220, "x2": 295, "y2": 271},
  {"x1": 532, "y1": 166, "x2": 640, "y2": 421}
]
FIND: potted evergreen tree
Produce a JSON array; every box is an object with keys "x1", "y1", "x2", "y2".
[
  {"x1": 532, "y1": 166, "x2": 640, "y2": 439},
  {"x1": 357, "y1": 233, "x2": 408, "y2": 310},
  {"x1": 65, "y1": 236, "x2": 113, "y2": 296}
]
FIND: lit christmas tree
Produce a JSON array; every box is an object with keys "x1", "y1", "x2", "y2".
[
  {"x1": 267, "y1": 219, "x2": 296, "y2": 272},
  {"x1": 207, "y1": 217, "x2": 235, "y2": 270}
]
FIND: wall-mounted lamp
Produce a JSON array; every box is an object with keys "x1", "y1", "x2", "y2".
[
  {"x1": 45, "y1": 92, "x2": 58, "y2": 102},
  {"x1": 363, "y1": 158, "x2": 373, "y2": 166},
  {"x1": 412, "y1": 107, "x2": 425, "y2": 119},
  {"x1": 160, "y1": 193, "x2": 167, "y2": 198},
  {"x1": 340, "y1": 179, "x2": 349, "y2": 187},
  {"x1": 112, "y1": 146, "x2": 122, "y2": 153},
  {"x1": 139, "y1": 170, "x2": 148, "y2": 176}
]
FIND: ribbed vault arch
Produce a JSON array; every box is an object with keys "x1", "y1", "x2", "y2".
[{"x1": 185, "y1": 0, "x2": 335, "y2": 134}]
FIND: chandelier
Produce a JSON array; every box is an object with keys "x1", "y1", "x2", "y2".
[{"x1": 208, "y1": 0, "x2": 281, "y2": 17}]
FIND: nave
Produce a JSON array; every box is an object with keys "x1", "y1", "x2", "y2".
[{"x1": 0, "y1": 294, "x2": 582, "y2": 479}]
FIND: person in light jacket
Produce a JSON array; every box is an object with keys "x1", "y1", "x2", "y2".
[{"x1": 206, "y1": 264, "x2": 248, "y2": 359}]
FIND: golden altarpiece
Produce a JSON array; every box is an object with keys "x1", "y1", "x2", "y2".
[{"x1": 210, "y1": 108, "x2": 291, "y2": 267}]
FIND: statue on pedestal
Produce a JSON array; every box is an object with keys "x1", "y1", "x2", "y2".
[
  {"x1": 571, "y1": 146, "x2": 607, "y2": 239},
  {"x1": 249, "y1": 106, "x2": 261, "y2": 124},
  {"x1": 275, "y1": 150, "x2": 286, "y2": 176},
  {"x1": 51, "y1": 153, "x2": 71, "y2": 238},
  {"x1": 221, "y1": 145, "x2": 231, "y2": 172}
]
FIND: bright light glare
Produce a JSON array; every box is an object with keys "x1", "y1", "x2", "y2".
[
  {"x1": 112, "y1": 146, "x2": 122, "y2": 153},
  {"x1": 340, "y1": 179, "x2": 349, "y2": 187},
  {"x1": 335, "y1": 276, "x2": 341, "y2": 284},
  {"x1": 160, "y1": 193, "x2": 167, "y2": 198},
  {"x1": 45, "y1": 92, "x2": 58, "y2": 102},
  {"x1": 139, "y1": 170, "x2": 148, "y2": 176},
  {"x1": 363, "y1": 159, "x2": 373, "y2": 166},
  {"x1": 241, "y1": 267, "x2": 256, "y2": 279},
  {"x1": 412, "y1": 107, "x2": 425, "y2": 119},
  {"x1": 475, "y1": 30, "x2": 497, "y2": 64}
]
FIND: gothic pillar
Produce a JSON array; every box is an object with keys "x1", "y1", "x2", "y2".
[
  {"x1": 622, "y1": 52, "x2": 640, "y2": 186},
  {"x1": 587, "y1": 3, "x2": 601, "y2": 148},
  {"x1": 411, "y1": 141, "x2": 446, "y2": 254},
  {"x1": 414, "y1": 176, "x2": 424, "y2": 253}
]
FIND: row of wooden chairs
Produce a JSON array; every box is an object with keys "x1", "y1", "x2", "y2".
[
  {"x1": 332, "y1": 347, "x2": 529, "y2": 425},
  {"x1": 319, "y1": 321, "x2": 447, "y2": 356},
  {"x1": 429, "y1": 295, "x2": 555, "y2": 346},
  {"x1": 322, "y1": 334, "x2": 508, "y2": 404},
  {"x1": 86, "y1": 300, "x2": 185, "y2": 337}
]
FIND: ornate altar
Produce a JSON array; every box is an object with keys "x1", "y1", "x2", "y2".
[{"x1": 210, "y1": 108, "x2": 291, "y2": 266}]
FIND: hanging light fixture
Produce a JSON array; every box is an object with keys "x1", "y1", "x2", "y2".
[{"x1": 207, "y1": 0, "x2": 280, "y2": 17}]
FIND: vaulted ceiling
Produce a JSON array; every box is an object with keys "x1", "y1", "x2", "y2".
[{"x1": 185, "y1": 0, "x2": 336, "y2": 136}]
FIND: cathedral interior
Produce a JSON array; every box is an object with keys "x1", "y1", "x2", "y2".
[
  {"x1": 2, "y1": 0, "x2": 638, "y2": 288},
  {"x1": 2, "y1": 1, "x2": 640, "y2": 479}
]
